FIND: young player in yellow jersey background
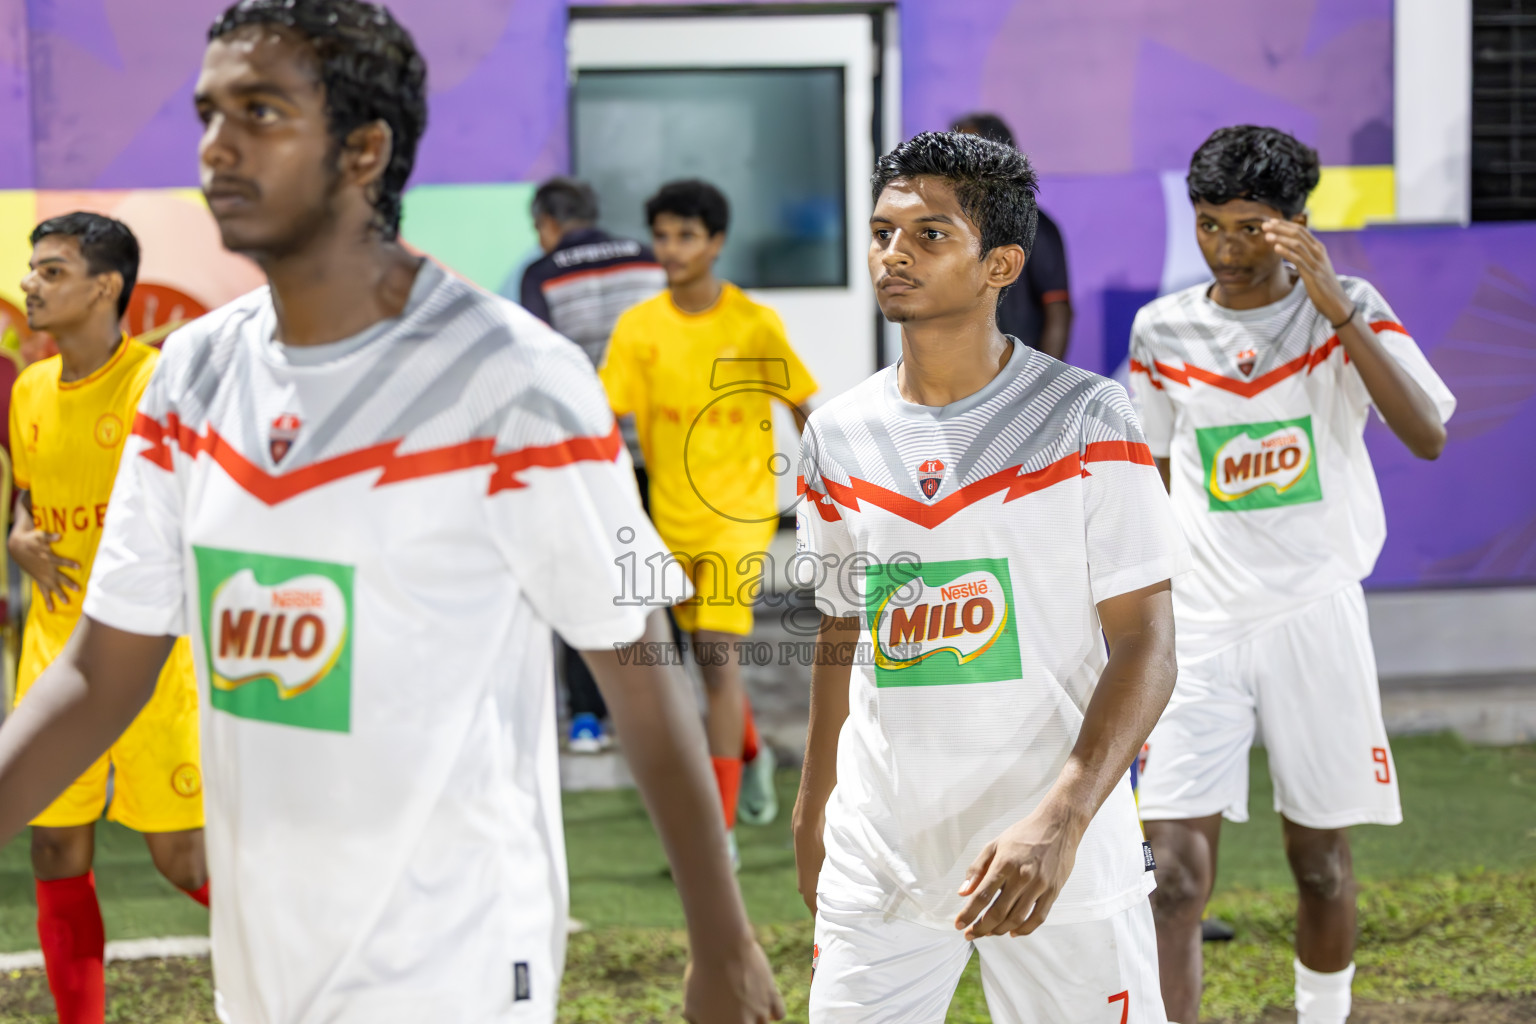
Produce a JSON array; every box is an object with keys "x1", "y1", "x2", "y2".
[
  {"x1": 601, "y1": 180, "x2": 817, "y2": 853},
  {"x1": 10, "y1": 213, "x2": 206, "y2": 1024}
]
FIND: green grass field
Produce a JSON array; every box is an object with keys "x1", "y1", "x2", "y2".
[{"x1": 1, "y1": 733, "x2": 1534, "y2": 1022}]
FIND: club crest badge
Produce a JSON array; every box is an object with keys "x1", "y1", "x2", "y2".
[
  {"x1": 1236, "y1": 348, "x2": 1258, "y2": 377},
  {"x1": 917, "y1": 458, "x2": 945, "y2": 500},
  {"x1": 269, "y1": 413, "x2": 302, "y2": 464}
]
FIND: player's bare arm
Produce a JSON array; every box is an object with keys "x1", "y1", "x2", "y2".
[
  {"x1": 955, "y1": 578, "x2": 1176, "y2": 939},
  {"x1": 581, "y1": 609, "x2": 785, "y2": 1024},
  {"x1": 0, "y1": 618, "x2": 173, "y2": 842},
  {"x1": 1263, "y1": 219, "x2": 1446, "y2": 459},
  {"x1": 8, "y1": 491, "x2": 81, "y2": 613},
  {"x1": 790, "y1": 613, "x2": 858, "y2": 915}
]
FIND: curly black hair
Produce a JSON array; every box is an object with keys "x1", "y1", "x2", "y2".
[
  {"x1": 645, "y1": 180, "x2": 730, "y2": 237},
  {"x1": 209, "y1": 0, "x2": 428, "y2": 240},
  {"x1": 31, "y1": 213, "x2": 140, "y2": 319},
  {"x1": 872, "y1": 131, "x2": 1039, "y2": 258},
  {"x1": 1187, "y1": 125, "x2": 1320, "y2": 219}
]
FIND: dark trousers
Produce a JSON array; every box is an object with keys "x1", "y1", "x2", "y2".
[{"x1": 564, "y1": 642, "x2": 607, "y2": 718}]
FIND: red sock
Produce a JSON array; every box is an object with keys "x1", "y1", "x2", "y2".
[
  {"x1": 742, "y1": 701, "x2": 760, "y2": 764},
  {"x1": 711, "y1": 756, "x2": 742, "y2": 831},
  {"x1": 184, "y1": 882, "x2": 210, "y2": 908},
  {"x1": 36, "y1": 872, "x2": 105, "y2": 1024}
]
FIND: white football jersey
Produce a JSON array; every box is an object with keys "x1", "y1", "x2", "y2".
[
  {"x1": 1128, "y1": 276, "x2": 1456, "y2": 644},
  {"x1": 84, "y1": 261, "x2": 675, "y2": 1024},
  {"x1": 795, "y1": 339, "x2": 1188, "y2": 929}
]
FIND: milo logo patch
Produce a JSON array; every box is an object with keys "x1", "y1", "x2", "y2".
[
  {"x1": 193, "y1": 547, "x2": 353, "y2": 733},
  {"x1": 865, "y1": 557, "x2": 1022, "y2": 687},
  {"x1": 1196, "y1": 416, "x2": 1323, "y2": 512}
]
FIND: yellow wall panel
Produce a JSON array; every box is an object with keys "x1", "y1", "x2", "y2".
[
  {"x1": 0, "y1": 190, "x2": 38, "y2": 313},
  {"x1": 1310, "y1": 166, "x2": 1395, "y2": 231}
]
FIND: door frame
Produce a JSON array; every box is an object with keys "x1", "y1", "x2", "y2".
[{"x1": 566, "y1": 3, "x2": 902, "y2": 392}]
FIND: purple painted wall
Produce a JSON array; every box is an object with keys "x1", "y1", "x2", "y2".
[
  {"x1": 18, "y1": 1, "x2": 1395, "y2": 190},
  {"x1": 5, "y1": 0, "x2": 1534, "y2": 586},
  {"x1": 18, "y1": 0, "x2": 567, "y2": 189},
  {"x1": 1332, "y1": 225, "x2": 1536, "y2": 587},
  {"x1": 901, "y1": 0, "x2": 1393, "y2": 174},
  {"x1": 0, "y1": 0, "x2": 31, "y2": 188}
]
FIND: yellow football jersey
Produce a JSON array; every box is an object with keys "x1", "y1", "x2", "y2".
[
  {"x1": 600, "y1": 284, "x2": 817, "y2": 550},
  {"x1": 10, "y1": 338, "x2": 189, "y2": 688}
]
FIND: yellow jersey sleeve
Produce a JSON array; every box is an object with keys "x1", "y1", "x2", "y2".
[
  {"x1": 756, "y1": 307, "x2": 818, "y2": 408},
  {"x1": 598, "y1": 313, "x2": 642, "y2": 418}
]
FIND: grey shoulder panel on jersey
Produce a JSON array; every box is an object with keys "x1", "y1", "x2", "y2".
[
  {"x1": 949, "y1": 356, "x2": 1104, "y2": 484},
  {"x1": 298, "y1": 286, "x2": 487, "y2": 458},
  {"x1": 808, "y1": 355, "x2": 1109, "y2": 503},
  {"x1": 159, "y1": 291, "x2": 271, "y2": 424}
]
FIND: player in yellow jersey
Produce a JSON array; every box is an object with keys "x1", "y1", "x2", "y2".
[
  {"x1": 10, "y1": 213, "x2": 206, "y2": 1024},
  {"x1": 601, "y1": 180, "x2": 818, "y2": 854}
]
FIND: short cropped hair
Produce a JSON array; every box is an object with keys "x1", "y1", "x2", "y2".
[
  {"x1": 532, "y1": 178, "x2": 599, "y2": 225},
  {"x1": 950, "y1": 112, "x2": 1016, "y2": 150},
  {"x1": 31, "y1": 213, "x2": 140, "y2": 319},
  {"x1": 1187, "y1": 125, "x2": 1321, "y2": 219},
  {"x1": 209, "y1": 0, "x2": 428, "y2": 240},
  {"x1": 645, "y1": 180, "x2": 730, "y2": 236},
  {"x1": 872, "y1": 131, "x2": 1039, "y2": 258}
]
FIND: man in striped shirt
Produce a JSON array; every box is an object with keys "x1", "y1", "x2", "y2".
[{"x1": 519, "y1": 179, "x2": 665, "y2": 754}]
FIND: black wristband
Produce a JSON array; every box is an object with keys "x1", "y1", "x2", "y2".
[{"x1": 1329, "y1": 303, "x2": 1358, "y2": 330}]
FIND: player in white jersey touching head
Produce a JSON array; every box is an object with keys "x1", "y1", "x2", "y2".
[
  {"x1": 791, "y1": 130, "x2": 1188, "y2": 1022},
  {"x1": 0, "y1": 2, "x2": 783, "y2": 1023},
  {"x1": 1129, "y1": 126, "x2": 1455, "y2": 1024}
]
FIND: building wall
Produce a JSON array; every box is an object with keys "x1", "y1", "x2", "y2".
[{"x1": 0, "y1": 0, "x2": 1530, "y2": 587}]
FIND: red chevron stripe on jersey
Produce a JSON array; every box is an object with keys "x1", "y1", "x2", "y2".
[
  {"x1": 132, "y1": 412, "x2": 622, "y2": 506},
  {"x1": 801, "y1": 440, "x2": 1154, "y2": 528},
  {"x1": 1129, "y1": 321, "x2": 1404, "y2": 399}
]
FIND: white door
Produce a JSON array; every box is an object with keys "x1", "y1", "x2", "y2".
[{"x1": 568, "y1": 12, "x2": 896, "y2": 512}]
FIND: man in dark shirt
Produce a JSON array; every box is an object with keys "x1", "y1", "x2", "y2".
[
  {"x1": 520, "y1": 178, "x2": 666, "y2": 367},
  {"x1": 952, "y1": 114, "x2": 1073, "y2": 359},
  {"x1": 519, "y1": 178, "x2": 665, "y2": 753}
]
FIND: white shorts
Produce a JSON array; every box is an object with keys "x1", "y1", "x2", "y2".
[
  {"x1": 809, "y1": 893, "x2": 1166, "y2": 1023},
  {"x1": 1138, "y1": 584, "x2": 1402, "y2": 830}
]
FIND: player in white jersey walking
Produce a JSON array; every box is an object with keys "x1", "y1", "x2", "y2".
[
  {"x1": 791, "y1": 131, "x2": 1187, "y2": 1022},
  {"x1": 0, "y1": 3, "x2": 783, "y2": 1023},
  {"x1": 1129, "y1": 126, "x2": 1455, "y2": 1024}
]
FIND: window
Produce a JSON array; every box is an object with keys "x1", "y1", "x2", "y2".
[
  {"x1": 1472, "y1": 0, "x2": 1536, "y2": 220},
  {"x1": 572, "y1": 67, "x2": 847, "y2": 288}
]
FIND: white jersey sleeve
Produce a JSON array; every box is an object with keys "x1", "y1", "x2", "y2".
[
  {"x1": 83, "y1": 355, "x2": 188, "y2": 637},
  {"x1": 795, "y1": 422, "x2": 861, "y2": 619},
  {"x1": 487, "y1": 339, "x2": 685, "y2": 650},
  {"x1": 1080, "y1": 381, "x2": 1190, "y2": 605},
  {"x1": 1342, "y1": 279, "x2": 1457, "y2": 425},
  {"x1": 1127, "y1": 310, "x2": 1175, "y2": 458}
]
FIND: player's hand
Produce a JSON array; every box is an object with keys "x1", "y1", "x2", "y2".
[
  {"x1": 8, "y1": 528, "x2": 81, "y2": 612},
  {"x1": 791, "y1": 809, "x2": 826, "y2": 916},
  {"x1": 954, "y1": 796, "x2": 1089, "y2": 939},
  {"x1": 1262, "y1": 219, "x2": 1354, "y2": 327},
  {"x1": 683, "y1": 933, "x2": 786, "y2": 1024}
]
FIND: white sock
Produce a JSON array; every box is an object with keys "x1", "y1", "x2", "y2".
[{"x1": 1294, "y1": 959, "x2": 1354, "y2": 1023}]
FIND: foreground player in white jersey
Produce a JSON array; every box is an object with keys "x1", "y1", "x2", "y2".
[
  {"x1": 0, "y1": 3, "x2": 783, "y2": 1022},
  {"x1": 1129, "y1": 126, "x2": 1455, "y2": 1024},
  {"x1": 791, "y1": 131, "x2": 1188, "y2": 1022}
]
